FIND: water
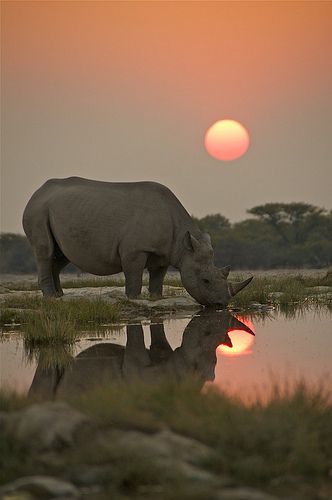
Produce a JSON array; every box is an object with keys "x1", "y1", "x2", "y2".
[{"x1": 1, "y1": 309, "x2": 331, "y2": 402}]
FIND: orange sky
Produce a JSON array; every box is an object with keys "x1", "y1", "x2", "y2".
[
  {"x1": 5, "y1": 1, "x2": 331, "y2": 115},
  {"x1": 2, "y1": 1, "x2": 332, "y2": 232}
]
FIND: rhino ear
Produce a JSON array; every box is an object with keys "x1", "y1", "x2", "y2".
[
  {"x1": 202, "y1": 232, "x2": 212, "y2": 248},
  {"x1": 183, "y1": 231, "x2": 201, "y2": 252},
  {"x1": 220, "y1": 265, "x2": 231, "y2": 278}
]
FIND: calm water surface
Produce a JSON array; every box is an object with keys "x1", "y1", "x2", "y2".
[{"x1": 1, "y1": 310, "x2": 331, "y2": 402}]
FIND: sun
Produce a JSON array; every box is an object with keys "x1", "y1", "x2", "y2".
[{"x1": 205, "y1": 119, "x2": 250, "y2": 161}]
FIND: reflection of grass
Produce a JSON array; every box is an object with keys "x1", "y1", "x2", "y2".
[
  {"x1": 1, "y1": 380, "x2": 331, "y2": 498},
  {"x1": 25, "y1": 343, "x2": 74, "y2": 371}
]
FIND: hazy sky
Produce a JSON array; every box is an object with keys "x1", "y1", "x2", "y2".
[{"x1": 1, "y1": 1, "x2": 331, "y2": 233}]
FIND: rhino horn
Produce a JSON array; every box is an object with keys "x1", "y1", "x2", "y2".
[
  {"x1": 220, "y1": 265, "x2": 231, "y2": 278},
  {"x1": 229, "y1": 276, "x2": 253, "y2": 297},
  {"x1": 230, "y1": 317, "x2": 255, "y2": 336},
  {"x1": 222, "y1": 333, "x2": 233, "y2": 348}
]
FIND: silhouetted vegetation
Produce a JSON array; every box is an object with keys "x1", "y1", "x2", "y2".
[
  {"x1": 194, "y1": 202, "x2": 332, "y2": 269},
  {"x1": 0, "y1": 233, "x2": 36, "y2": 273},
  {"x1": 1, "y1": 203, "x2": 331, "y2": 273}
]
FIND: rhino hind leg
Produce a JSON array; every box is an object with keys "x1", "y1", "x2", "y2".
[
  {"x1": 148, "y1": 266, "x2": 168, "y2": 298},
  {"x1": 52, "y1": 254, "x2": 69, "y2": 297},
  {"x1": 26, "y1": 215, "x2": 60, "y2": 298}
]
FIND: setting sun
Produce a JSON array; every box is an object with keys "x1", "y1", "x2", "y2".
[{"x1": 205, "y1": 119, "x2": 250, "y2": 161}]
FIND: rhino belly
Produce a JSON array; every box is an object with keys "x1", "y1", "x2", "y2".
[{"x1": 50, "y1": 218, "x2": 122, "y2": 275}]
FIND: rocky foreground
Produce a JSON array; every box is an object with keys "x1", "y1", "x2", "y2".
[{"x1": 1, "y1": 401, "x2": 281, "y2": 500}]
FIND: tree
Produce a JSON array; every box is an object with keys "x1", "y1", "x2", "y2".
[
  {"x1": 192, "y1": 214, "x2": 230, "y2": 246},
  {"x1": 0, "y1": 233, "x2": 36, "y2": 273},
  {"x1": 248, "y1": 203, "x2": 327, "y2": 245}
]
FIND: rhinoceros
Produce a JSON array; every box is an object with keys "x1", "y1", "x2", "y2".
[{"x1": 23, "y1": 177, "x2": 252, "y2": 305}]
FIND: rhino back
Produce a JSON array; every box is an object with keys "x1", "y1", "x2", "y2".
[{"x1": 24, "y1": 177, "x2": 195, "y2": 272}]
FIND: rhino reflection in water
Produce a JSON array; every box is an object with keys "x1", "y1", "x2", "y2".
[{"x1": 29, "y1": 312, "x2": 254, "y2": 398}]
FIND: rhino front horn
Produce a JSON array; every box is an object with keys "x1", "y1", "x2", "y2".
[{"x1": 229, "y1": 276, "x2": 253, "y2": 297}]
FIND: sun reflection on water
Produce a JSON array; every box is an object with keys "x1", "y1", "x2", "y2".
[{"x1": 218, "y1": 317, "x2": 255, "y2": 357}]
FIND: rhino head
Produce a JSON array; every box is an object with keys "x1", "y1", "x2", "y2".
[{"x1": 179, "y1": 231, "x2": 253, "y2": 307}]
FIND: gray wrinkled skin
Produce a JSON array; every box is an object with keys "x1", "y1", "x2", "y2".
[{"x1": 23, "y1": 177, "x2": 252, "y2": 305}]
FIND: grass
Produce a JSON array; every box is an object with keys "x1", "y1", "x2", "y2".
[
  {"x1": 1, "y1": 296, "x2": 121, "y2": 325},
  {"x1": 1, "y1": 380, "x2": 331, "y2": 498},
  {"x1": 1, "y1": 297, "x2": 122, "y2": 353},
  {"x1": 23, "y1": 306, "x2": 78, "y2": 347},
  {"x1": 1, "y1": 273, "x2": 331, "y2": 328},
  {"x1": 3, "y1": 274, "x2": 183, "y2": 291},
  {"x1": 52, "y1": 379, "x2": 332, "y2": 493},
  {"x1": 229, "y1": 274, "x2": 332, "y2": 310}
]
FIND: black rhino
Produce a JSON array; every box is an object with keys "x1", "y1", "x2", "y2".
[{"x1": 23, "y1": 177, "x2": 252, "y2": 306}]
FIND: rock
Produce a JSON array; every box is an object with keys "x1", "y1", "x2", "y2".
[
  {"x1": 3, "y1": 402, "x2": 90, "y2": 451},
  {"x1": 135, "y1": 295, "x2": 199, "y2": 311},
  {"x1": 109, "y1": 428, "x2": 214, "y2": 466},
  {"x1": 90, "y1": 427, "x2": 219, "y2": 485},
  {"x1": 217, "y1": 487, "x2": 279, "y2": 500},
  {"x1": 0, "y1": 476, "x2": 78, "y2": 498},
  {"x1": 69, "y1": 464, "x2": 115, "y2": 486}
]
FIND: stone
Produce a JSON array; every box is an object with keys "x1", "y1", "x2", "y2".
[
  {"x1": 3, "y1": 402, "x2": 90, "y2": 451},
  {"x1": 109, "y1": 428, "x2": 214, "y2": 466},
  {"x1": 217, "y1": 487, "x2": 279, "y2": 500},
  {"x1": 0, "y1": 476, "x2": 78, "y2": 498}
]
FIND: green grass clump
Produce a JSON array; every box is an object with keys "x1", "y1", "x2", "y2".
[
  {"x1": 0, "y1": 308, "x2": 23, "y2": 326},
  {"x1": 57, "y1": 298, "x2": 122, "y2": 324},
  {"x1": 1, "y1": 295, "x2": 44, "y2": 310},
  {"x1": 230, "y1": 274, "x2": 332, "y2": 310},
  {"x1": 0, "y1": 297, "x2": 121, "y2": 346},
  {"x1": 24, "y1": 307, "x2": 78, "y2": 347},
  {"x1": 23, "y1": 299, "x2": 121, "y2": 346},
  {"x1": 229, "y1": 278, "x2": 271, "y2": 308},
  {"x1": 2, "y1": 296, "x2": 121, "y2": 324}
]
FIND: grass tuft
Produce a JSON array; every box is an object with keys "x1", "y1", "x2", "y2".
[
  {"x1": 230, "y1": 274, "x2": 332, "y2": 311},
  {"x1": 24, "y1": 305, "x2": 78, "y2": 347}
]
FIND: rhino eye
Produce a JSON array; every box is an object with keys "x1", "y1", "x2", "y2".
[{"x1": 202, "y1": 278, "x2": 210, "y2": 285}]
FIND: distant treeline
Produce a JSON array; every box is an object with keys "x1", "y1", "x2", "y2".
[{"x1": 1, "y1": 203, "x2": 331, "y2": 273}]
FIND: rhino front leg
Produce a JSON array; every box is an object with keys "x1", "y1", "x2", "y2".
[
  {"x1": 149, "y1": 323, "x2": 173, "y2": 362},
  {"x1": 122, "y1": 252, "x2": 147, "y2": 299},
  {"x1": 148, "y1": 266, "x2": 168, "y2": 298}
]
